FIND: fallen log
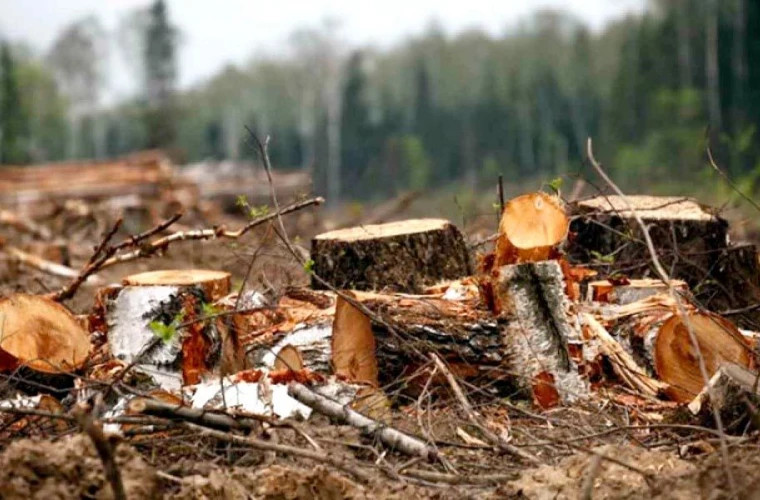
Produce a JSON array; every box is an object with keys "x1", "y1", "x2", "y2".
[
  {"x1": 495, "y1": 192, "x2": 569, "y2": 265},
  {"x1": 104, "y1": 269, "x2": 244, "y2": 388},
  {"x1": 493, "y1": 260, "x2": 588, "y2": 408},
  {"x1": 688, "y1": 363, "x2": 760, "y2": 433},
  {"x1": 602, "y1": 297, "x2": 753, "y2": 402},
  {"x1": 311, "y1": 218, "x2": 472, "y2": 293},
  {"x1": 0, "y1": 294, "x2": 90, "y2": 386},
  {"x1": 331, "y1": 290, "x2": 509, "y2": 391}
]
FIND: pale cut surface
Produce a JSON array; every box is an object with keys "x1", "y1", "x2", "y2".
[
  {"x1": 331, "y1": 294, "x2": 379, "y2": 386},
  {"x1": 577, "y1": 195, "x2": 715, "y2": 221},
  {"x1": 500, "y1": 192, "x2": 568, "y2": 250},
  {"x1": 314, "y1": 219, "x2": 450, "y2": 242},
  {"x1": 274, "y1": 344, "x2": 305, "y2": 372},
  {"x1": 122, "y1": 269, "x2": 231, "y2": 301},
  {"x1": 0, "y1": 294, "x2": 90, "y2": 373},
  {"x1": 655, "y1": 312, "x2": 751, "y2": 401}
]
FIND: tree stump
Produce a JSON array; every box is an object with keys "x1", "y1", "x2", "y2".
[
  {"x1": 567, "y1": 195, "x2": 728, "y2": 284},
  {"x1": 311, "y1": 218, "x2": 472, "y2": 293},
  {"x1": 493, "y1": 260, "x2": 589, "y2": 408},
  {"x1": 0, "y1": 294, "x2": 90, "y2": 374},
  {"x1": 495, "y1": 192, "x2": 569, "y2": 265},
  {"x1": 104, "y1": 269, "x2": 243, "y2": 388}
]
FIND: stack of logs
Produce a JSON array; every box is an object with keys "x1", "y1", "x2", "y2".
[{"x1": 0, "y1": 191, "x2": 757, "y2": 426}]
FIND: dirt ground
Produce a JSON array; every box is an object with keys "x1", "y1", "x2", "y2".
[{"x1": 2, "y1": 198, "x2": 760, "y2": 499}]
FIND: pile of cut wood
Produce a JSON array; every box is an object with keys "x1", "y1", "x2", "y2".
[{"x1": 1, "y1": 190, "x2": 757, "y2": 433}]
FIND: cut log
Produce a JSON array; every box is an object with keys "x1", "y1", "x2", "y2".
[
  {"x1": 0, "y1": 294, "x2": 90, "y2": 376},
  {"x1": 688, "y1": 363, "x2": 760, "y2": 433},
  {"x1": 567, "y1": 195, "x2": 728, "y2": 285},
  {"x1": 324, "y1": 290, "x2": 510, "y2": 392},
  {"x1": 311, "y1": 218, "x2": 472, "y2": 293},
  {"x1": 331, "y1": 294, "x2": 379, "y2": 386},
  {"x1": 602, "y1": 298, "x2": 753, "y2": 402},
  {"x1": 104, "y1": 269, "x2": 242, "y2": 389},
  {"x1": 495, "y1": 192, "x2": 569, "y2": 265},
  {"x1": 493, "y1": 261, "x2": 588, "y2": 408}
]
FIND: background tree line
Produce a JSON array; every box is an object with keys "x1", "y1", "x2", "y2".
[{"x1": 1, "y1": 0, "x2": 759, "y2": 202}]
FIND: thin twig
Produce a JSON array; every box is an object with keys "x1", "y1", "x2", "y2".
[{"x1": 74, "y1": 405, "x2": 126, "y2": 500}]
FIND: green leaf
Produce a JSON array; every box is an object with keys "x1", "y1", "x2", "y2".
[
  {"x1": 201, "y1": 302, "x2": 220, "y2": 317},
  {"x1": 235, "y1": 194, "x2": 249, "y2": 208},
  {"x1": 303, "y1": 258, "x2": 315, "y2": 274},
  {"x1": 547, "y1": 177, "x2": 563, "y2": 193},
  {"x1": 149, "y1": 320, "x2": 176, "y2": 343},
  {"x1": 249, "y1": 205, "x2": 270, "y2": 218}
]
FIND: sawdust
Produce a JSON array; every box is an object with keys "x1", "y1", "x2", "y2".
[{"x1": 0, "y1": 434, "x2": 159, "y2": 499}]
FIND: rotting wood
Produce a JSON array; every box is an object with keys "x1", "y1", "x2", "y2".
[
  {"x1": 311, "y1": 218, "x2": 472, "y2": 293},
  {"x1": 493, "y1": 260, "x2": 589, "y2": 408},
  {"x1": 0, "y1": 294, "x2": 91, "y2": 377}
]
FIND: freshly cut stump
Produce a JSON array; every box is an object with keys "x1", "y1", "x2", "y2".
[
  {"x1": 495, "y1": 192, "x2": 569, "y2": 265},
  {"x1": 607, "y1": 300, "x2": 753, "y2": 402},
  {"x1": 0, "y1": 294, "x2": 90, "y2": 374},
  {"x1": 567, "y1": 195, "x2": 728, "y2": 284},
  {"x1": 105, "y1": 269, "x2": 242, "y2": 388},
  {"x1": 701, "y1": 244, "x2": 760, "y2": 329},
  {"x1": 494, "y1": 261, "x2": 588, "y2": 408},
  {"x1": 311, "y1": 218, "x2": 471, "y2": 293}
]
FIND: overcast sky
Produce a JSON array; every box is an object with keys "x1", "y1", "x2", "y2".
[{"x1": 0, "y1": 0, "x2": 645, "y2": 100}]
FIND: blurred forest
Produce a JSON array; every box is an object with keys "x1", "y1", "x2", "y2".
[{"x1": 1, "y1": 0, "x2": 759, "y2": 203}]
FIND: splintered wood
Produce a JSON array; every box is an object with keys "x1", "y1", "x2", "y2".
[
  {"x1": 311, "y1": 218, "x2": 472, "y2": 293},
  {"x1": 331, "y1": 294, "x2": 378, "y2": 386},
  {"x1": 0, "y1": 294, "x2": 90, "y2": 375},
  {"x1": 494, "y1": 261, "x2": 588, "y2": 408}
]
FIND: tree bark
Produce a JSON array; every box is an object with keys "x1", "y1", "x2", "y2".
[{"x1": 311, "y1": 218, "x2": 472, "y2": 293}]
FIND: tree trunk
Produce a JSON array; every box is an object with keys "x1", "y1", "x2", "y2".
[
  {"x1": 706, "y1": 0, "x2": 722, "y2": 131},
  {"x1": 493, "y1": 260, "x2": 588, "y2": 408},
  {"x1": 311, "y1": 219, "x2": 472, "y2": 293}
]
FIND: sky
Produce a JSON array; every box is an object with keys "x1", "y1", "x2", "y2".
[{"x1": 0, "y1": 0, "x2": 646, "y2": 101}]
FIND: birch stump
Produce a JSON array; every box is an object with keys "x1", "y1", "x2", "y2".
[
  {"x1": 494, "y1": 260, "x2": 589, "y2": 408},
  {"x1": 103, "y1": 269, "x2": 244, "y2": 388},
  {"x1": 311, "y1": 219, "x2": 471, "y2": 293}
]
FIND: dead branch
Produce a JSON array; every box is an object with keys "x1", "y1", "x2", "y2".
[
  {"x1": 184, "y1": 422, "x2": 374, "y2": 483},
  {"x1": 430, "y1": 354, "x2": 540, "y2": 465},
  {"x1": 0, "y1": 242, "x2": 102, "y2": 284},
  {"x1": 0, "y1": 209, "x2": 51, "y2": 239},
  {"x1": 586, "y1": 137, "x2": 737, "y2": 496},
  {"x1": 74, "y1": 405, "x2": 126, "y2": 500},
  {"x1": 288, "y1": 382, "x2": 438, "y2": 462}
]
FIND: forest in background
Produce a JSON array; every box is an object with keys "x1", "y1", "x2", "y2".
[{"x1": 1, "y1": 0, "x2": 759, "y2": 203}]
